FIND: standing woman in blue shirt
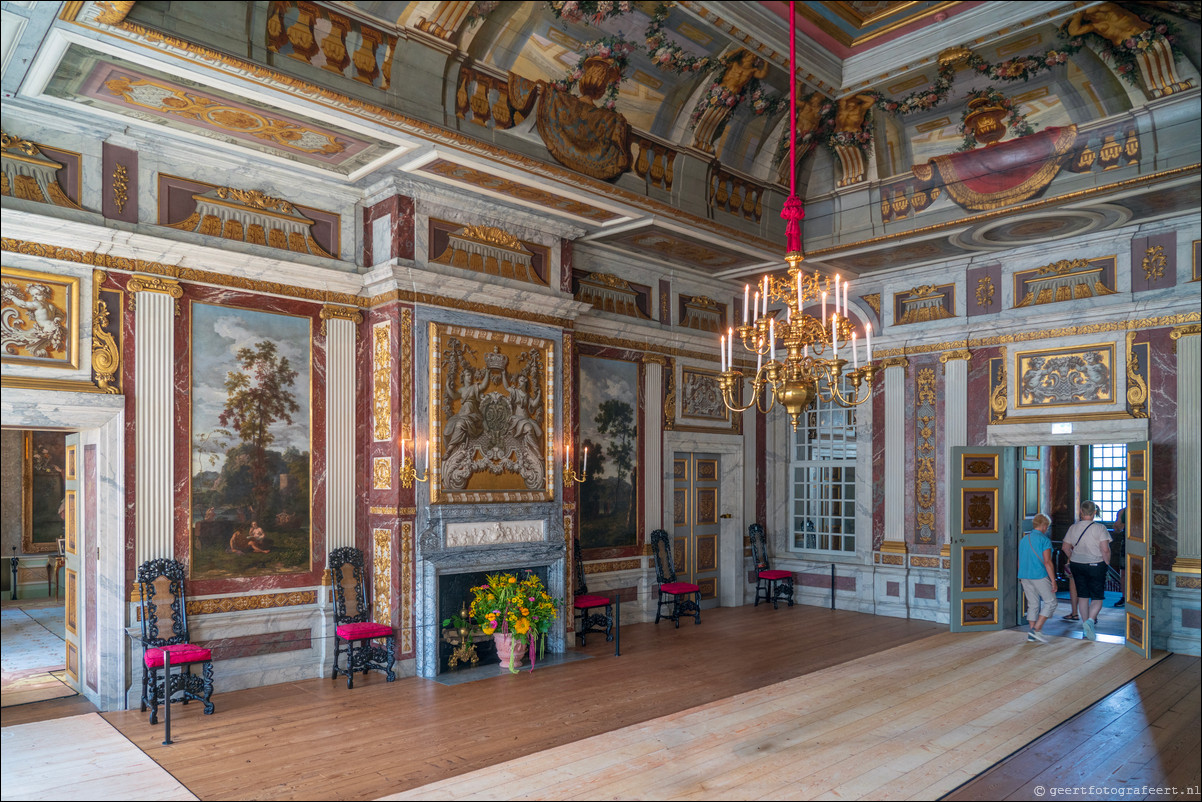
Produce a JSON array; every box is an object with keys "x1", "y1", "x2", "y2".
[{"x1": 1019, "y1": 512, "x2": 1058, "y2": 643}]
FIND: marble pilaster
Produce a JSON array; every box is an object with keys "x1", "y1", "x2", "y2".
[
  {"x1": 132, "y1": 278, "x2": 179, "y2": 563},
  {"x1": 1176, "y1": 329, "x2": 1200, "y2": 567},
  {"x1": 941, "y1": 352, "x2": 970, "y2": 550},
  {"x1": 643, "y1": 357, "x2": 664, "y2": 537},
  {"x1": 882, "y1": 360, "x2": 908, "y2": 549},
  {"x1": 325, "y1": 315, "x2": 356, "y2": 552}
]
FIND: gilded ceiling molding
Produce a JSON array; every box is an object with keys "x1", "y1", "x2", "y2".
[
  {"x1": 72, "y1": 15, "x2": 783, "y2": 254},
  {"x1": 574, "y1": 331, "x2": 720, "y2": 364},
  {"x1": 430, "y1": 224, "x2": 546, "y2": 286},
  {"x1": 318, "y1": 304, "x2": 363, "y2": 338},
  {"x1": 91, "y1": 270, "x2": 120, "y2": 393},
  {"x1": 575, "y1": 272, "x2": 650, "y2": 320},
  {"x1": 1, "y1": 238, "x2": 363, "y2": 307},
  {"x1": 1, "y1": 132, "x2": 83, "y2": 210},
  {"x1": 364, "y1": 287, "x2": 572, "y2": 329},
  {"x1": 168, "y1": 186, "x2": 334, "y2": 258},
  {"x1": 93, "y1": 1, "x2": 135, "y2": 25},
  {"x1": 872, "y1": 312, "x2": 1202, "y2": 358},
  {"x1": 0, "y1": 375, "x2": 111, "y2": 394}
]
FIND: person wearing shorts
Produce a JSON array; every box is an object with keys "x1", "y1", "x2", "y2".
[
  {"x1": 1018, "y1": 513, "x2": 1058, "y2": 643},
  {"x1": 1062, "y1": 500, "x2": 1111, "y2": 641}
]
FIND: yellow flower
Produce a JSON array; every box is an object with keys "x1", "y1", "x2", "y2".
[
  {"x1": 482, "y1": 623, "x2": 496, "y2": 635},
  {"x1": 513, "y1": 618, "x2": 530, "y2": 635}
]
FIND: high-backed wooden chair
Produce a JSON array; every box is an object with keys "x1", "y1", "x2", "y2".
[
  {"x1": 573, "y1": 538, "x2": 613, "y2": 645},
  {"x1": 329, "y1": 546, "x2": 396, "y2": 688},
  {"x1": 650, "y1": 529, "x2": 701, "y2": 627},
  {"x1": 749, "y1": 523, "x2": 794, "y2": 609},
  {"x1": 136, "y1": 558, "x2": 215, "y2": 725}
]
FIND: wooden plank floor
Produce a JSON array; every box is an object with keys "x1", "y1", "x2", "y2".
[
  {"x1": 100, "y1": 606, "x2": 942, "y2": 800},
  {"x1": 945, "y1": 653, "x2": 1202, "y2": 801},
  {"x1": 379, "y1": 628, "x2": 1162, "y2": 801}
]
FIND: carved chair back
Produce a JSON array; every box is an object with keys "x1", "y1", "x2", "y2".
[
  {"x1": 749, "y1": 523, "x2": 770, "y2": 571},
  {"x1": 573, "y1": 538, "x2": 590, "y2": 596},
  {"x1": 137, "y1": 558, "x2": 193, "y2": 648},
  {"x1": 650, "y1": 529, "x2": 678, "y2": 585},
  {"x1": 329, "y1": 547, "x2": 371, "y2": 626}
]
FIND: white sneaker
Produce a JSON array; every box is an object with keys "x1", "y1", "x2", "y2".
[{"x1": 1031, "y1": 630, "x2": 1049, "y2": 643}]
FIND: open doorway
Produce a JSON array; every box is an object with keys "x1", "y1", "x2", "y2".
[
  {"x1": 1, "y1": 429, "x2": 76, "y2": 707},
  {"x1": 1014, "y1": 443, "x2": 1128, "y2": 644}
]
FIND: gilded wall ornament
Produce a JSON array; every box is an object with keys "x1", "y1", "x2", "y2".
[
  {"x1": 372, "y1": 322, "x2": 392, "y2": 442},
  {"x1": 1, "y1": 131, "x2": 83, "y2": 210},
  {"x1": 91, "y1": 270, "x2": 121, "y2": 393},
  {"x1": 895, "y1": 283, "x2": 955, "y2": 325},
  {"x1": 186, "y1": 590, "x2": 316, "y2": 616},
  {"x1": 111, "y1": 163, "x2": 129, "y2": 214},
  {"x1": 168, "y1": 186, "x2": 334, "y2": 258},
  {"x1": 975, "y1": 276, "x2": 994, "y2": 308},
  {"x1": 1126, "y1": 332, "x2": 1149, "y2": 419},
  {"x1": 1014, "y1": 256, "x2": 1118, "y2": 307},
  {"x1": 318, "y1": 304, "x2": 362, "y2": 337},
  {"x1": 1016, "y1": 344, "x2": 1114, "y2": 407},
  {"x1": 914, "y1": 367, "x2": 937, "y2": 545},
  {"x1": 575, "y1": 272, "x2": 649, "y2": 319},
  {"x1": 372, "y1": 457, "x2": 392, "y2": 490},
  {"x1": 862, "y1": 293, "x2": 881, "y2": 317},
  {"x1": 989, "y1": 347, "x2": 1007, "y2": 422},
  {"x1": 1142, "y1": 244, "x2": 1167, "y2": 282},
  {"x1": 373, "y1": 528, "x2": 392, "y2": 627},
  {"x1": 1, "y1": 267, "x2": 79, "y2": 368}
]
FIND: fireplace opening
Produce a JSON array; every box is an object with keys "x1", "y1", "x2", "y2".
[{"x1": 437, "y1": 566, "x2": 550, "y2": 672}]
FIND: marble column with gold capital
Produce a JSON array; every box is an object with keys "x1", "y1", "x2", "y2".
[
  {"x1": 1175, "y1": 328, "x2": 1200, "y2": 572},
  {"x1": 882, "y1": 359, "x2": 909, "y2": 555},
  {"x1": 130, "y1": 276, "x2": 182, "y2": 563},
  {"x1": 324, "y1": 309, "x2": 360, "y2": 552}
]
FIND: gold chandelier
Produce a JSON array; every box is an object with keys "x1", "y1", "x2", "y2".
[
  {"x1": 717, "y1": 1, "x2": 877, "y2": 431},
  {"x1": 718, "y1": 253, "x2": 876, "y2": 431}
]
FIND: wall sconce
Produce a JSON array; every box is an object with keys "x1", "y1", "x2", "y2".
[
  {"x1": 399, "y1": 437, "x2": 428, "y2": 489},
  {"x1": 563, "y1": 443, "x2": 588, "y2": 486}
]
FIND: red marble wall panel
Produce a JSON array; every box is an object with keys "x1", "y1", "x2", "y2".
[
  {"x1": 872, "y1": 378, "x2": 885, "y2": 550},
  {"x1": 362, "y1": 194, "x2": 415, "y2": 267},
  {"x1": 799, "y1": 571, "x2": 856, "y2": 591},
  {"x1": 202, "y1": 628, "x2": 312, "y2": 661},
  {"x1": 966, "y1": 345, "x2": 998, "y2": 446}
]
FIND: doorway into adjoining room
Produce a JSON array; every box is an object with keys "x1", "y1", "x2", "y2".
[
  {"x1": 1, "y1": 429, "x2": 75, "y2": 708},
  {"x1": 1016, "y1": 443, "x2": 1128, "y2": 645}
]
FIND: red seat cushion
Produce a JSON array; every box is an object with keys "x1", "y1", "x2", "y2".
[
  {"x1": 144, "y1": 644, "x2": 212, "y2": 668},
  {"x1": 661, "y1": 582, "x2": 700, "y2": 594},
  {"x1": 574, "y1": 594, "x2": 611, "y2": 609},
  {"x1": 337, "y1": 622, "x2": 393, "y2": 640},
  {"x1": 759, "y1": 569, "x2": 792, "y2": 580}
]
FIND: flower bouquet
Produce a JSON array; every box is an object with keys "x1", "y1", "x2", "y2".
[{"x1": 469, "y1": 571, "x2": 561, "y2": 674}]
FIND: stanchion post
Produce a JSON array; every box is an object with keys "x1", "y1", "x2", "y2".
[
  {"x1": 162, "y1": 651, "x2": 173, "y2": 745},
  {"x1": 614, "y1": 595, "x2": 621, "y2": 657},
  {"x1": 830, "y1": 564, "x2": 835, "y2": 610}
]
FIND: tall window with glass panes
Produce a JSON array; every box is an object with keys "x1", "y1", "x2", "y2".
[
  {"x1": 1087, "y1": 443, "x2": 1127, "y2": 522},
  {"x1": 790, "y1": 383, "x2": 857, "y2": 554}
]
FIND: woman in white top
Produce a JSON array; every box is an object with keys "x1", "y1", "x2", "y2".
[{"x1": 1061, "y1": 500, "x2": 1111, "y2": 641}]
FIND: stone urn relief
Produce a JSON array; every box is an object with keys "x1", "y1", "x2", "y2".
[{"x1": 964, "y1": 96, "x2": 1009, "y2": 145}]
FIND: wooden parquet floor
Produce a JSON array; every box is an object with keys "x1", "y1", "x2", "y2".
[
  {"x1": 2, "y1": 605, "x2": 1196, "y2": 801},
  {"x1": 101, "y1": 606, "x2": 942, "y2": 800}
]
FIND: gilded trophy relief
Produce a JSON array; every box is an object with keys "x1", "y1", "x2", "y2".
[
  {"x1": 1, "y1": 267, "x2": 80, "y2": 369},
  {"x1": 1015, "y1": 344, "x2": 1114, "y2": 408},
  {"x1": 429, "y1": 324, "x2": 554, "y2": 504}
]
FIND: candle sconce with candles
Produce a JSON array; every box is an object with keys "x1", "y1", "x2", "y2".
[
  {"x1": 563, "y1": 443, "x2": 588, "y2": 487},
  {"x1": 399, "y1": 437, "x2": 429, "y2": 489}
]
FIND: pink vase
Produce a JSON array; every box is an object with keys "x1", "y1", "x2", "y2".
[{"x1": 493, "y1": 632, "x2": 526, "y2": 673}]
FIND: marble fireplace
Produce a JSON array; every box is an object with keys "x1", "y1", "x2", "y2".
[{"x1": 415, "y1": 512, "x2": 566, "y2": 677}]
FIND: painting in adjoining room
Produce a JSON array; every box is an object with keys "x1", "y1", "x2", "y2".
[
  {"x1": 578, "y1": 354, "x2": 639, "y2": 551},
  {"x1": 189, "y1": 303, "x2": 312, "y2": 580},
  {"x1": 428, "y1": 323, "x2": 555, "y2": 504},
  {"x1": 20, "y1": 431, "x2": 68, "y2": 553}
]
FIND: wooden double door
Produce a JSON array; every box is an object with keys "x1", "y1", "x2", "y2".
[{"x1": 671, "y1": 452, "x2": 720, "y2": 607}]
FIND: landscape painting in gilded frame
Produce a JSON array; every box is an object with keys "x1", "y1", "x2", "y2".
[
  {"x1": 190, "y1": 303, "x2": 312, "y2": 580},
  {"x1": 578, "y1": 354, "x2": 639, "y2": 551}
]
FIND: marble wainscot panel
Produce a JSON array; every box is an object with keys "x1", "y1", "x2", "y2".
[
  {"x1": 123, "y1": 600, "x2": 330, "y2": 706},
  {"x1": 872, "y1": 374, "x2": 886, "y2": 547}
]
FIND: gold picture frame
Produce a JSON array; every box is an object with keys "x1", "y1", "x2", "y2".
[
  {"x1": 0, "y1": 266, "x2": 80, "y2": 369},
  {"x1": 429, "y1": 323, "x2": 555, "y2": 504}
]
